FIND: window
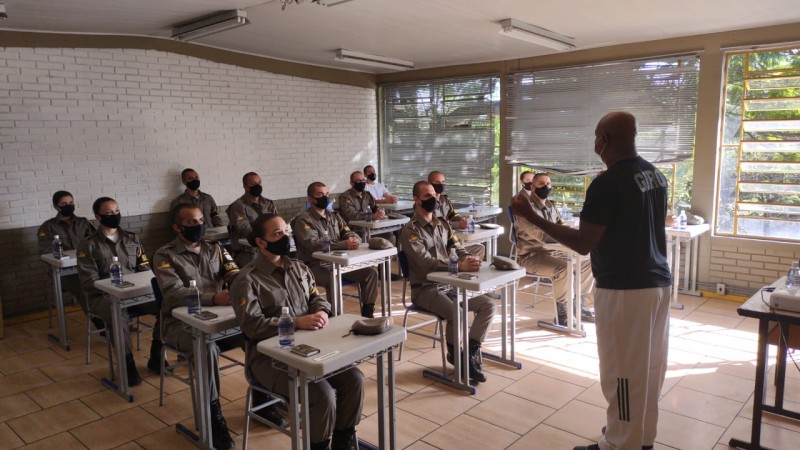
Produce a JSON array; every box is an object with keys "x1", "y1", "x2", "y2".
[
  {"x1": 716, "y1": 47, "x2": 800, "y2": 242},
  {"x1": 381, "y1": 76, "x2": 500, "y2": 205}
]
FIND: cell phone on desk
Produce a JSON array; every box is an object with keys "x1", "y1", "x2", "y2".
[
  {"x1": 195, "y1": 311, "x2": 218, "y2": 320},
  {"x1": 290, "y1": 344, "x2": 320, "y2": 357},
  {"x1": 331, "y1": 251, "x2": 348, "y2": 256},
  {"x1": 117, "y1": 281, "x2": 135, "y2": 288},
  {"x1": 457, "y1": 273, "x2": 477, "y2": 280}
]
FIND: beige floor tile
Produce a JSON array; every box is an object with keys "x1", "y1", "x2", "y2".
[
  {"x1": 575, "y1": 381, "x2": 606, "y2": 408},
  {"x1": 659, "y1": 385, "x2": 743, "y2": 427},
  {"x1": 503, "y1": 372, "x2": 584, "y2": 410},
  {"x1": 71, "y1": 406, "x2": 166, "y2": 449},
  {"x1": 81, "y1": 382, "x2": 161, "y2": 417},
  {"x1": 7, "y1": 399, "x2": 100, "y2": 444},
  {"x1": 535, "y1": 363, "x2": 598, "y2": 388},
  {"x1": 404, "y1": 441, "x2": 440, "y2": 450},
  {"x1": 38, "y1": 353, "x2": 112, "y2": 383},
  {"x1": 26, "y1": 374, "x2": 106, "y2": 409},
  {"x1": 219, "y1": 369, "x2": 249, "y2": 403},
  {"x1": 135, "y1": 426, "x2": 199, "y2": 450},
  {"x1": 680, "y1": 310, "x2": 743, "y2": 330},
  {"x1": 713, "y1": 360, "x2": 758, "y2": 381},
  {"x1": 140, "y1": 388, "x2": 196, "y2": 426},
  {"x1": 677, "y1": 370, "x2": 755, "y2": 402},
  {"x1": 422, "y1": 414, "x2": 520, "y2": 450},
  {"x1": 232, "y1": 424, "x2": 293, "y2": 450},
  {"x1": 19, "y1": 431, "x2": 86, "y2": 450},
  {"x1": 390, "y1": 360, "x2": 436, "y2": 394},
  {"x1": 357, "y1": 406, "x2": 439, "y2": 449},
  {"x1": 397, "y1": 385, "x2": 481, "y2": 425},
  {"x1": 507, "y1": 423, "x2": 588, "y2": 450},
  {"x1": 655, "y1": 409, "x2": 725, "y2": 450},
  {"x1": 113, "y1": 442, "x2": 144, "y2": 450},
  {"x1": 719, "y1": 416, "x2": 800, "y2": 449},
  {"x1": 0, "y1": 348, "x2": 66, "y2": 375},
  {"x1": 361, "y1": 377, "x2": 411, "y2": 416},
  {"x1": 466, "y1": 390, "x2": 555, "y2": 435},
  {"x1": 0, "y1": 393, "x2": 42, "y2": 423},
  {"x1": 0, "y1": 369, "x2": 53, "y2": 398},
  {"x1": 0, "y1": 423, "x2": 24, "y2": 450},
  {"x1": 543, "y1": 399, "x2": 606, "y2": 441},
  {"x1": 696, "y1": 298, "x2": 746, "y2": 317}
]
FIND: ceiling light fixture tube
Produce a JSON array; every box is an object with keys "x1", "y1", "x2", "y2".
[
  {"x1": 499, "y1": 18, "x2": 575, "y2": 51},
  {"x1": 335, "y1": 49, "x2": 414, "y2": 71},
  {"x1": 171, "y1": 10, "x2": 250, "y2": 42}
]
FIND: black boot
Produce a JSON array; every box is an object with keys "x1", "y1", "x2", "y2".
[
  {"x1": 310, "y1": 439, "x2": 330, "y2": 450},
  {"x1": 210, "y1": 400, "x2": 235, "y2": 450},
  {"x1": 468, "y1": 340, "x2": 487, "y2": 383},
  {"x1": 331, "y1": 427, "x2": 356, "y2": 450},
  {"x1": 125, "y1": 352, "x2": 142, "y2": 387},
  {"x1": 146, "y1": 338, "x2": 162, "y2": 373},
  {"x1": 446, "y1": 343, "x2": 456, "y2": 365},
  {"x1": 555, "y1": 302, "x2": 568, "y2": 326},
  {"x1": 91, "y1": 317, "x2": 106, "y2": 336},
  {"x1": 251, "y1": 391, "x2": 286, "y2": 427},
  {"x1": 360, "y1": 303, "x2": 375, "y2": 318}
]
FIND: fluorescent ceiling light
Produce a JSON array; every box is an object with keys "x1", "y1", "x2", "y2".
[
  {"x1": 335, "y1": 49, "x2": 414, "y2": 71},
  {"x1": 171, "y1": 10, "x2": 250, "y2": 42},
  {"x1": 314, "y1": 0, "x2": 357, "y2": 6},
  {"x1": 500, "y1": 18, "x2": 575, "y2": 51}
]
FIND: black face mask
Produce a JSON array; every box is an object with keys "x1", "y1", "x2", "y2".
[
  {"x1": 99, "y1": 213, "x2": 122, "y2": 229},
  {"x1": 419, "y1": 197, "x2": 437, "y2": 212},
  {"x1": 249, "y1": 185, "x2": 263, "y2": 197},
  {"x1": 59, "y1": 204, "x2": 76, "y2": 216},
  {"x1": 366, "y1": 173, "x2": 376, "y2": 181},
  {"x1": 353, "y1": 182, "x2": 366, "y2": 192},
  {"x1": 313, "y1": 195, "x2": 329, "y2": 210},
  {"x1": 534, "y1": 186, "x2": 552, "y2": 199},
  {"x1": 522, "y1": 182, "x2": 532, "y2": 191},
  {"x1": 180, "y1": 223, "x2": 206, "y2": 243},
  {"x1": 265, "y1": 235, "x2": 292, "y2": 256},
  {"x1": 186, "y1": 179, "x2": 200, "y2": 191},
  {"x1": 432, "y1": 183, "x2": 445, "y2": 194}
]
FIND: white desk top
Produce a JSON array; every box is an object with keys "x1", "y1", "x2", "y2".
[
  {"x1": 381, "y1": 200, "x2": 415, "y2": 212},
  {"x1": 41, "y1": 249, "x2": 77, "y2": 268},
  {"x1": 456, "y1": 206, "x2": 503, "y2": 219},
  {"x1": 455, "y1": 226, "x2": 504, "y2": 242},
  {"x1": 348, "y1": 216, "x2": 409, "y2": 230},
  {"x1": 94, "y1": 270, "x2": 155, "y2": 299},
  {"x1": 257, "y1": 314, "x2": 406, "y2": 377},
  {"x1": 172, "y1": 305, "x2": 238, "y2": 334},
  {"x1": 205, "y1": 226, "x2": 229, "y2": 241},
  {"x1": 665, "y1": 223, "x2": 711, "y2": 239},
  {"x1": 427, "y1": 263, "x2": 526, "y2": 291},
  {"x1": 312, "y1": 243, "x2": 397, "y2": 266}
]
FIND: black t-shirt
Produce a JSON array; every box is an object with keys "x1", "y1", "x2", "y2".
[{"x1": 580, "y1": 156, "x2": 672, "y2": 289}]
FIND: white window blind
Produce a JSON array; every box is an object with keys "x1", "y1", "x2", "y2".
[
  {"x1": 506, "y1": 57, "x2": 700, "y2": 174},
  {"x1": 381, "y1": 76, "x2": 499, "y2": 204}
]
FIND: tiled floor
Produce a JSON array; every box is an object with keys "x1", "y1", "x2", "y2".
[{"x1": 2, "y1": 282, "x2": 800, "y2": 450}]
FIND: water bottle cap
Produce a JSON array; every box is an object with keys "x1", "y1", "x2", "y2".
[
  {"x1": 54, "y1": 235, "x2": 60, "y2": 239},
  {"x1": 112, "y1": 256, "x2": 118, "y2": 262},
  {"x1": 282, "y1": 306, "x2": 289, "y2": 314},
  {"x1": 189, "y1": 279, "x2": 197, "y2": 287}
]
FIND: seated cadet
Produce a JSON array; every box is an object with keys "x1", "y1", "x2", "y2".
[
  {"x1": 363, "y1": 165, "x2": 399, "y2": 204},
  {"x1": 169, "y1": 168, "x2": 224, "y2": 227},
  {"x1": 226, "y1": 172, "x2": 278, "y2": 268},
  {"x1": 400, "y1": 181, "x2": 496, "y2": 383},
  {"x1": 295, "y1": 182, "x2": 379, "y2": 318},
  {"x1": 152, "y1": 204, "x2": 239, "y2": 450},
  {"x1": 231, "y1": 213, "x2": 364, "y2": 450},
  {"x1": 76, "y1": 197, "x2": 161, "y2": 386},
  {"x1": 514, "y1": 172, "x2": 595, "y2": 325},
  {"x1": 338, "y1": 170, "x2": 386, "y2": 224},
  {"x1": 427, "y1": 170, "x2": 486, "y2": 259},
  {"x1": 38, "y1": 190, "x2": 97, "y2": 316}
]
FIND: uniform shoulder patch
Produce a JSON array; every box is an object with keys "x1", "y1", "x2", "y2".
[
  {"x1": 408, "y1": 233, "x2": 420, "y2": 242},
  {"x1": 156, "y1": 260, "x2": 172, "y2": 270},
  {"x1": 77, "y1": 251, "x2": 88, "y2": 258},
  {"x1": 38, "y1": 231, "x2": 47, "y2": 238},
  {"x1": 237, "y1": 297, "x2": 247, "y2": 307},
  {"x1": 236, "y1": 214, "x2": 245, "y2": 221}
]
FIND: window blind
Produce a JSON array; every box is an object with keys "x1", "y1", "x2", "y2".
[
  {"x1": 381, "y1": 76, "x2": 499, "y2": 204},
  {"x1": 506, "y1": 57, "x2": 700, "y2": 174}
]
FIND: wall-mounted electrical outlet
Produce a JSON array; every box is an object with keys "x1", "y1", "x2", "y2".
[{"x1": 716, "y1": 283, "x2": 726, "y2": 295}]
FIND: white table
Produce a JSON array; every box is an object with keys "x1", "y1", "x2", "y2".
[
  {"x1": 426, "y1": 264, "x2": 525, "y2": 394},
  {"x1": 93, "y1": 270, "x2": 156, "y2": 402},
  {"x1": 665, "y1": 223, "x2": 710, "y2": 309},
  {"x1": 381, "y1": 200, "x2": 415, "y2": 214},
  {"x1": 172, "y1": 305, "x2": 239, "y2": 449},
  {"x1": 41, "y1": 250, "x2": 78, "y2": 351},
  {"x1": 257, "y1": 314, "x2": 406, "y2": 450},
  {"x1": 312, "y1": 244, "x2": 397, "y2": 316},
  {"x1": 540, "y1": 243, "x2": 589, "y2": 338},
  {"x1": 204, "y1": 226, "x2": 229, "y2": 244},
  {"x1": 455, "y1": 226, "x2": 504, "y2": 262},
  {"x1": 348, "y1": 216, "x2": 410, "y2": 241},
  {"x1": 456, "y1": 206, "x2": 503, "y2": 223}
]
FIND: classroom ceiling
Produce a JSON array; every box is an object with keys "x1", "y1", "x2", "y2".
[{"x1": 1, "y1": 0, "x2": 799, "y2": 73}]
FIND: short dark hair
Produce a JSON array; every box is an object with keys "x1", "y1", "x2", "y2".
[
  {"x1": 519, "y1": 171, "x2": 533, "y2": 182},
  {"x1": 171, "y1": 203, "x2": 200, "y2": 225},
  {"x1": 180, "y1": 168, "x2": 196, "y2": 181},
  {"x1": 92, "y1": 196, "x2": 116, "y2": 215},
  {"x1": 248, "y1": 212, "x2": 281, "y2": 247},
  {"x1": 307, "y1": 181, "x2": 326, "y2": 197},
  {"x1": 349, "y1": 171, "x2": 363, "y2": 182},
  {"x1": 427, "y1": 170, "x2": 444, "y2": 182},
  {"x1": 52, "y1": 190, "x2": 73, "y2": 206},
  {"x1": 533, "y1": 173, "x2": 551, "y2": 181},
  {"x1": 363, "y1": 165, "x2": 375, "y2": 174},
  {"x1": 242, "y1": 172, "x2": 259, "y2": 184},
  {"x1": 412, "y1": 180, "x2": 431, "y2": 198}
]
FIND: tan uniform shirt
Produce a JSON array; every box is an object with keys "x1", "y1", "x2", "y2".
[
  {"x1": 169, "y1": 191, "x2": 224, "y2": 227},
  {"x1": 226, "y1": 194, "x2": 278, "y2": 252},
  {"x1": 399, "y1": 213, "x2": 466, "y2": 289},
  {"x1": 292, "y1": 208, "x2": 360, "y2": 265},
  {"x1": 338, "y1": 188, "x2": 377, "y2": 223},
  {"x1": 152, "y1": 237, "x2": 239, "y2": 333},
  {"x1": 435, "y1": 194, "x2": 463, "y2": 229},
  {"x1": 37, "y1": 215, "x2": 96, "y2": 255},
  {"x1": 76, "y1": 228, "x2": 150, "y2": 301},
  {"x1": 513, "y1": 189, "x2": 564, "y2": 256}
]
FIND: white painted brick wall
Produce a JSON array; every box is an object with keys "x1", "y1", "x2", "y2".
[
  {"x1": 0, "y1": 47, "x2": 378, "y2": 229},
  {"x1": 708, "y1": 243, "x2": 800, "y2": 290}
]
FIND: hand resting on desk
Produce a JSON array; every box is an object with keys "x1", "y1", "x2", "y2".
[{"x1": 296, "y1": 311, "x2": 329, "y2": 330}]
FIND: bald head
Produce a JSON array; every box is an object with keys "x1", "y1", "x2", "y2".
[{"x1": 594, "y1": 111, "x2": 638, "y2": 165}]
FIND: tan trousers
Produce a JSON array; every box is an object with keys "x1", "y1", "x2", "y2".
[
  {"x1": 310, "y1": 262, "x2": 378, "y2": 309},
  {"x1": 411, "y1": 284, "x2": 496, "y2": 344},
  {"x1": 519, "y1": 251, "x2": 594, "y2": 306}
]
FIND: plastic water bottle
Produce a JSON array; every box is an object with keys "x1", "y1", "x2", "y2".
[
  {"x1": 467, "y1": 215, "x2": 475, "y2": 234},
  {"x1": 321, "y1": 230, "x2": 331, "y2": 253},
  {"x1": 787, "y1": 261, "x2": 800, "y2": 293},
  {"x1": 187, "y1": 279, "x2": 201, "y2": 315},
  {"x1": 448, "y1": 248, "x2": 459, "y2": 276},
  {"x1": 364, "y1": 205, "x2": 373, "y2": 222},
  {"x1": 469, "y1": 196, "x2": 476, "y2": 212},
  {"x1": 278, "y1": 306, "x2": 294, "y2": 348},
  {"x1": 109, "y1": 256, "x2": 123, "y2": 286},
  {"x1": 52, "y1": 234, "x2": 64, "y2": 259},
  {"x1": 678, "y1": 210, "x2": 687, "y2": 230}
]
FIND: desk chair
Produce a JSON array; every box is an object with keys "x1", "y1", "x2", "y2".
[
  {"x1": 397, "y1": 251, "x2": 447, "y2": 371},
  {"x1": 507, "y1": 206, "x2": 556, "y2": 308},
  {"x1": 85, "y1": 303, "x2": 113, "y2": 379},
  {"x1": 242, "y1": 368, "x2": 291, "y2": 450}
]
